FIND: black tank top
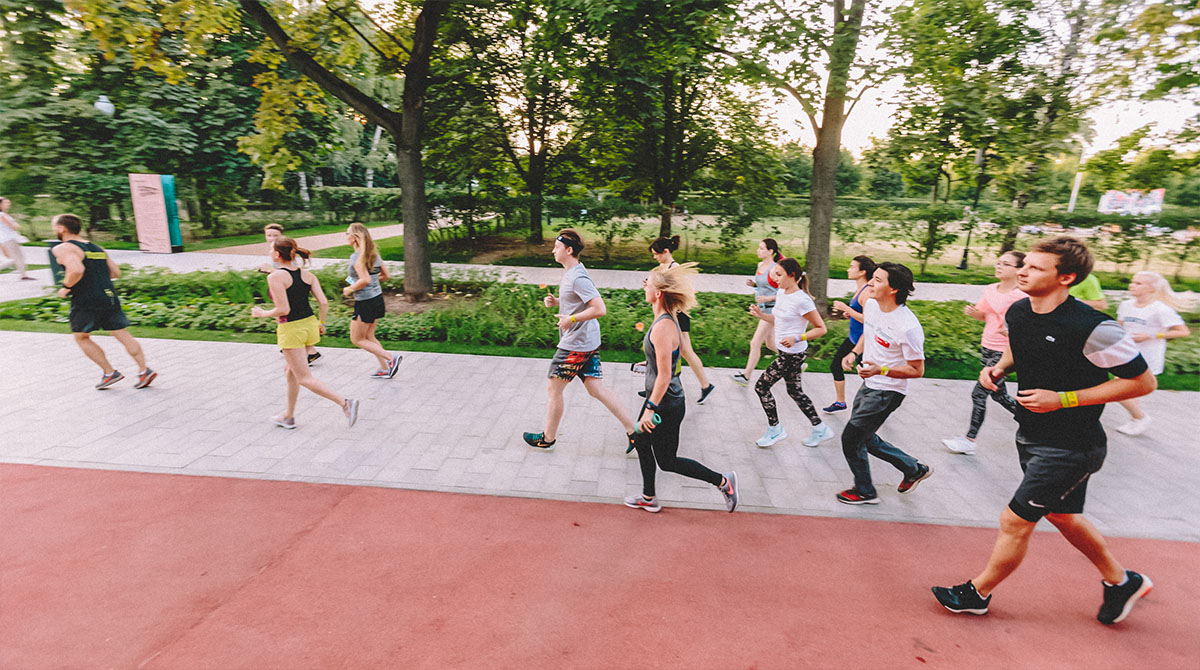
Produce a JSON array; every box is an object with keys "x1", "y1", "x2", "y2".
[
  {"x1": 281, "y1": 267, "x2": 314, "y2": 322},
  {"x1": 67, "y1": 240, "x2": 120, "y2": 310}
]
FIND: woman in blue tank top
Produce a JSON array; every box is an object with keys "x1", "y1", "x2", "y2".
[
  {"x1": 732, "y1": 238, "x2": 783, "y2": 386},
  {"x1": 824, "y1": 255, "x2": 876, "y2": 412},
  {"x1": 624, "y1": 262, "x2": 740, "y2": 514}
]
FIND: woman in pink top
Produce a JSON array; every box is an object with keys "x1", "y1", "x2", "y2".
[{"x1": 942, "y1": 251, "x2": 1027, "y2": 455}]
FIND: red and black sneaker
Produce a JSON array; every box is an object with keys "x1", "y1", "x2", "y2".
[
  {"x1": 836, "y1": 488, "x2": 880, "y2": 505},
  {"x1": 898, "y1": 463, "x2": 933, "y2": 494}
]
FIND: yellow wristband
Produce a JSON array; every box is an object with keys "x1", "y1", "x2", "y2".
[
  {"x1": 880, "y1": 366, "x2": 889, "y2": 376},
  {"x1": 801, "y1": 333, "x2": 807, "y2": 341},
  {"x1": 1058, "y1": 391, "x2": 1079, "y2": 408},
  {"x1": 1156, "y1": 332, "x2": 1165, "y2": 339},
  {"x1": 570, "y1": 314, "x2": 577, "y2": 323}
]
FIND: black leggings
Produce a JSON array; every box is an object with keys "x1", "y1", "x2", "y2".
[
  {"x1": 830, "y1": 337, "x2": 857, "y2": 383},
  {"x1": 634, "y1": 401, "x2": 723, "y2": 498},
  {"x1": 755, "y1": 351, "x2": 821, "y2": 427},
  {"x1": 967, "y1": 346, "x2": 1020, "y2": 439}
]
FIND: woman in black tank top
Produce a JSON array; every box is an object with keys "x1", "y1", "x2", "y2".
[
  {"x1": 646, "y1": 236, "x2": 715, "y2": 403},
  {"x1": 250, "y1": 237, "x2": 360, "y2": 429},
  {"x1": 624, "y1": 262, "x2": 739, "y2": 514}
]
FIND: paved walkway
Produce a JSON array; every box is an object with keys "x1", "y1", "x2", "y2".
[
  {"x1": 2, "y1": 330, "x2": 1196, "y2": 541},
  {"x1": 204, "y1": 224, "x2": 406, "y2": 255}
]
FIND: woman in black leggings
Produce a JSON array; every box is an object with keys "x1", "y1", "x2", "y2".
[
  {"x1": 825, "y1": 255, "x2": 876, "y2": 412},
  {"x1": 624, "y1": 262, "x2": 739, "y2": 514}
]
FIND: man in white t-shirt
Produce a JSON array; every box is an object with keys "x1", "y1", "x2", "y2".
[{"x1": 836, "y1": 262, "x2": 932, "y2": 505}]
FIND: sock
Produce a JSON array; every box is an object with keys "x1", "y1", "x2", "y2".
[{"x1": 1104, "y1": 572, "x2": 1130, "y2": 587}]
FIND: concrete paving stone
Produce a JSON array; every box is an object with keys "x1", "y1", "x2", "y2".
[{"x1": 429, "y1": 457, "x2": 471, "y2": 487}]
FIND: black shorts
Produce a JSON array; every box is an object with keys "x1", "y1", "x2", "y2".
[
  {"x1": 1008, "y1": 430, "x2": 1107, "y2": 522},
  {"x1": 677, "y1": 311, "x2": 691, "y2": 333},
  {"x1": 352, "y1": 294, "x2": 386, "y2": 323},
  {"x1": 69, "y1": 306, "x2": 130, "y2": 333}
]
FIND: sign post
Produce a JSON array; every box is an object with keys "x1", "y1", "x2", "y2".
[{"x1": 129, "y1": 173, "x2": 183, "y2": 253}]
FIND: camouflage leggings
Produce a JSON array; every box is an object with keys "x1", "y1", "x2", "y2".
[{"x1": 755, "y1": 351, "x2": 821, "y2": 427}]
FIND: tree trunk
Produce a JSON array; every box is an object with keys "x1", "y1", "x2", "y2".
[
  {"x1": 659, "y1": 205, "x2": 673, "y2": 239},
  {"x1": 527, "y1": 153, "x2": 547, "y2": 243}
]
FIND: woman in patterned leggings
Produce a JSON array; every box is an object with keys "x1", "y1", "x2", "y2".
[{"x1": 749, "y1": 258, "x2": 835, "y2": 449}]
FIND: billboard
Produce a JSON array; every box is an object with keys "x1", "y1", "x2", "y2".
[
  {"x1": 1097, "y1": 188, "x2": 1166, "y2": 216},
  {"x1": 129, "y1": 173, "x2": 183, "y2": 253}
]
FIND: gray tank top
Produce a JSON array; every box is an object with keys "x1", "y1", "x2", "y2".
[
  {"x1": 348, "y1": 251, "x2": 383, "y2": 301},
  {"x1": 643, "y1": 313, "x2": 684, "y2": 405},
  {"x1": 755, "y1": 261, "x2": 778, "y2": 314}
]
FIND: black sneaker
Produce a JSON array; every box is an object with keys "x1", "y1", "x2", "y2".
[
  {"x1": 822, "y1": 401, "x2": 847, "y2": 413},
  {"x1": 730, "y1": 372, "x2": 750, "y2": 387},
  {"x1": 637, "y1": 390, "x2": 647, "y2": 398},
  {"x1": 898, "y1": 463, "x2": 932, "y2": 493},
  {"x1": 932, "y1": 580, "x2": 991, "y2": 615},
  {"x1": 95, "y1": 370, "x2": 124, "y2": 390},
  {"x1": 698, "y1": 384, "x2": 716, "y2": 404},
  {"x1": 523, "y1": 432, "x2": 555, "y2": 451},
  {"x1": 1097, "y1": 571, "x2": 1153, "y2": 624},
  {"x1": 307, "y1": 351, "x2": 321, "y2": 366}
]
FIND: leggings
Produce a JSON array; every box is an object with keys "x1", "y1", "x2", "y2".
[
  {"x1": 967, "y1": 346, "x2": 1021, "y2": 439},
  {"x1": 755, "y1": 351, "x2": 821, "y2": 427},
  {"x1": 634, "y1": 401, "x2": 723, "y2": 498},
  {"x1": 829, "y1": 337, "x2": 857, "y2": 383}
]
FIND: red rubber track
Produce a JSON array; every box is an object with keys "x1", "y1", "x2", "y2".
[{"x1": 2, "y1": 464, "x2": 1197, "y2": 669}]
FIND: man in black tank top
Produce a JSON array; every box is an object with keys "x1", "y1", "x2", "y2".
[{"x1": 51, "y1": 214, "x2": 156, "y2": 390}]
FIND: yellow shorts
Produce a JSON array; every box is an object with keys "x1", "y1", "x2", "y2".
[{"x1": 277, "y1": 315, "x2": 320, "y2": 350}]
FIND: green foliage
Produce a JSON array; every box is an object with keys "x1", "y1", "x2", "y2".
[
  {"x1": 895, "y1": 205, "x2": 963, "y2": 273},
  {"x1": 572, "y1": 198, "x2": 648, "y2": 262},
  {"x1": 314, "y1": 187, "x2": 404, "y2": 223}
]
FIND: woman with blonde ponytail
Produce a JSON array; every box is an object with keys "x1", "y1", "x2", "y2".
[
  {"x1": 1114, "y1": 271, "x2": 1190, "y2": 435},
  {"x1": 624, "y1": 261, "x2": 739, "y2": 514},
  {"x1": 342, "y1": 223, "x2": 400, "y2": 378},
  {"x1": 251, "y1": 237, "x2": 360, "y2": 430}
]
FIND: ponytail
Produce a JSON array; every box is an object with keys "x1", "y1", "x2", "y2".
[
  {"x1": 777, "y1": 257, "x2": 808, "y2": 294},
  {"x1": 649, "y1": 235, "x2": 681, "y2": 254},
  {"x1": 273, "y1": 237, "x2": 311, "y2": 263},
  {"x1": 763, "y1": 238, "x2": 782, "y2": 262}
]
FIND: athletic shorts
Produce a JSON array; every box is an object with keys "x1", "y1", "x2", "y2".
[
  {"x1": 277, "y1": 315, "x2": 321, "y2": 350},
  {"x1": 677, "y1": 311, "x2": 691, "y2": 333},
  {"x1": 548, "y1": 348, "x2": 602, "y2": 381},
  {"x1": 69, "y1": 306, "x2": 130, "y2": 333},
  {"x1": 1008, "y1": 430, "x2": 1106, "y2": 522},
  {"x1": 352, "y1": 294, "x2": 385, "y2": 324}
]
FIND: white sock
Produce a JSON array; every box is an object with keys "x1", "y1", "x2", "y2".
[{"x1": 1104, "y1": 572, "x2": 1129, "y2": 587}]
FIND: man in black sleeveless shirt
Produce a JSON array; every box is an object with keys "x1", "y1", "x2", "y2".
[
  {"x1": 932, "y1": 237, "x2": 1156, "y2": 625},
  {"x1": 51, "y1": 214, "x2": 156, "y2": 390}
]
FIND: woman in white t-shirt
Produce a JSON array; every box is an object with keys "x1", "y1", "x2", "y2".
[
  {"x1": 1114, "y1": 271, "x2": 1190, "y2": 436},
  {"x1": 748, "y1": 257, "x2": 834, "y2": 448},
  {"x1": 0, "y1": 197, "x2": 33, "y2": 280}
]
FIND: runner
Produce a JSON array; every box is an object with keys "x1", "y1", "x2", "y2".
[
  {"x1": 1113, "y1": 271, "x2": 1189, "y2": 436},
  {"x1": 732, "y1": 238, "x2": 782, "y2": 386},
  {"x1": 748, "y1": 257, "x2": 834, "y2": 448},
  {"x1": 260, "y1": 223, "x2": 320, "y2": 366},
  {"x1": 0, "y1": 197, "x2": 34, "y2": 280},
  {"x1": 522, "y1": 229, "x2": 637, "y2": 450},
  {"x1": 342, "y1": 222, "x2": 401, "y2": 379},
  {"x1": 932, "y1": 237, "x2": 1156, "y2": 625},
  {"x1": 624, "y1": 262, "x2": 739, "y2": 513},
  {"x1": 1068, "y1": 272, "x2": 1107, "y2": 310},
  {"x1": 641, "y1": 236, "x2": 715, "y2": 403},
  {"x1": 824, "y1": 255, "x2": 876, "y2": 413},
  {"x1": 251, "y1": 237, "x2": 359, "y2": 429},
  {"x1": 835, "y1": 261, "x2": 932, "y2": 505},
  {"x1": 942, "y1": 251, "x2": 1027, "y2": 454},
  {"x1": 50, "y1": 214, "x2": 156, "y2": 389}
]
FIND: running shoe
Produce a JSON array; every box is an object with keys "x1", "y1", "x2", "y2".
[
  {"x1": 271, "y1": 415, "x2": 296, "y2": 430},
  {"x1": 523, "y1": 432, "x2": 555, "y2": 451},
  {"x1": 626, "y1": 431, "x2": 647, "y2": 455},
  {"x1": 942, "y1": 436, "x2": 976, "y2": 455},
  {"x1": 637, "y1": 390, "x2": 647, "y2": 398},
  {"x1": 132, "y1": 368, "x2": 157, "y2": 389},
  {"x1": 387, "y1": 354, "x2": 403, "y2": 378},
  {"x1": 731, "y1": 372, "x2": 750, "y2": 387},
  {"x1": 369, "y1": 369, "x2": 389, "y2": 379},
  {"x1": 822, "y1": 401, "x2": 847, "y2": 413},
  {"x1": 836, "y1": 489, "x2": 880, "y2": 505},
  {"x1": 719, "y1": 471, "x2": 739, "y2": 513},
  {"x1": 755, "y1": 424, "x2": 786, "y2": 448},
  {"x1": 344, "y1": 398, "x2": 359, "y2": 428},
  {"x1": 623, "y1": 495, "x2": 662, "y2": 513},
  {"x1": 307, "y1": 351, "x2": 322, "y2": 366},
  {"x1": 95, "y1": 370, "x2": 124, "y2": 390},
  {"x1": 932, "y1": 581, "x2": 991, "y2": 615},
  {"x1": 697, "y1": 384, "x2": 716, "y2": 404},
  {"x1": 898, "y1": 463, "x2": 932, "y2": 493},
  {"x1": 1098, "y1": 571, "x2": 1153, "y2": 624},
  {"x1": 802, "y1": 423, "x2": 834, "y2": 447},
  {"x1": 20, "y1": 275, "x2": 36, "y2": 280},
  {"x1": 1116, "y1": 417, "x2": 1151, "y2": 436}
]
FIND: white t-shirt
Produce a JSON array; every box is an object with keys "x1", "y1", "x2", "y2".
[
  {"x1": 773, "y1": 288, "x2": 817, "y2": 354},
  {"x1": 862, "y1": 299, "x2": 925, "y2": 394},
  {"x1": 1117, "y1": 299, "x2": 1184, "y2": 375}
]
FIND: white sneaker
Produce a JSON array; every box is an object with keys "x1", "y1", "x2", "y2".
[
  {"x1": 802, "y1": 423, "x2": 834, "y2": 447},
  {"x1": 942, "y1": 436, "x2": 976, "y2": 454},
  {"x1": 1117, "y1": 417, "x2": 1150, "y2": 436},
  {"x1": 755, "y1": 425, "x2": 786, "y2": 447}
]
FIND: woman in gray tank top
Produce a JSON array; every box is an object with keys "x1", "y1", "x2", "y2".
[
  {"x1": 343, "y1": 223, "x2": 401, "y2": 379},
  {"x1": 733, "y1": 238, "x2": 783, "y2": 386},
  {"x1": 624, "y1": 262, "x2": 740, "y2": 514}
]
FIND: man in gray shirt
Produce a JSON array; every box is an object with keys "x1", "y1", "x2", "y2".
[{"x1": 523, "y1": 229, "x2": 637, "y2": 450}]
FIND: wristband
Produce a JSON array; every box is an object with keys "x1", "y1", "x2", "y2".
[
  {"x1": 880, "y1": 366, "x2": 889, "y2": 376},
  {"x1": 1058, "y1": 391, "x2": 1079, "y2": 408},
  {"x1": 1156, "y1": 332, "x2": 1165, "y2": 339},
  {"x1": 801, "y1": 333, "x2": 807, "y2": 341},
  {"x1": 570, "y1": 314, "x2": 577, "y2": 323},
  {"x1": 645, "y1": 399, "x2": 658, "y2": 411}
]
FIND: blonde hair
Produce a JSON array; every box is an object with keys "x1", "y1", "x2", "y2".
[
  {"x1": 1133, "y1": 271, "x2": 1183, "y2": 311},
  {"x1": 648, "y1": 262, "x2": 699, "y2": 315},
  {"x1": 347, "y1": 222, "x2": 379, "y2": 268}
]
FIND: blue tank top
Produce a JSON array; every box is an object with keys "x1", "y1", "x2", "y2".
[{"x1": 848, "y1": 284, "x2": 869, "y2": 344}]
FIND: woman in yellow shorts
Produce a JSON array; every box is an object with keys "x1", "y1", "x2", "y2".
[{"x1": 251, "y1": 237, "x2": 359, "y2": 429}]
